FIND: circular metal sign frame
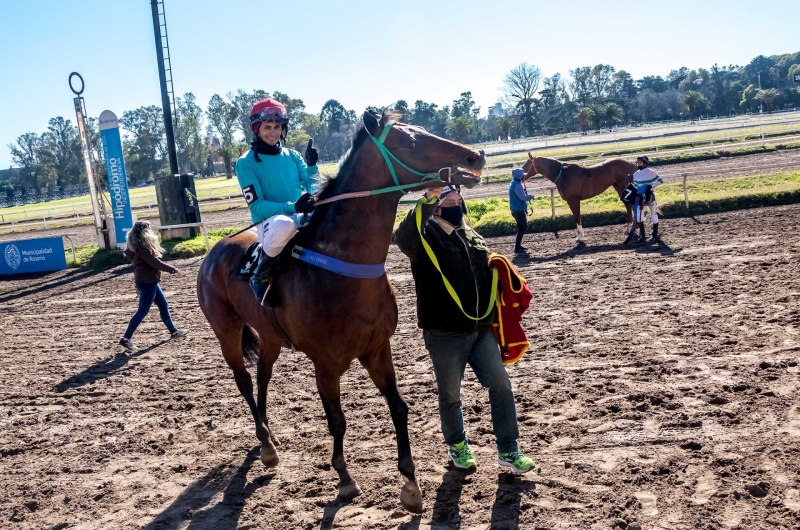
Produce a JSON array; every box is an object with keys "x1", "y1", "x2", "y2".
[{"x1": 69, "y1": 72, "x2": 85, "y2": 96}]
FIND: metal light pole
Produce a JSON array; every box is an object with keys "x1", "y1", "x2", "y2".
[
  {"x1": 758, "y1": 72, "x2": 763, "y2": 115},
  {"x1": 70, "y1": 72, "x2": 109, "y2": 249},
  {"x1": 150, "y1": 0, "x2": 179, "y2": 176}
]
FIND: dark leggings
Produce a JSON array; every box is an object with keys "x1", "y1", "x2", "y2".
[
  {"x1": 511, "y1": 210, "x2": 528, "y2": 248},
  {"x1": 123, "y1": 282, "x2": 177, "y2": 339}
]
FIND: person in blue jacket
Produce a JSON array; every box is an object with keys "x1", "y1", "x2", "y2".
[
  {"x1": 235, "y1": 98, "x2": 319, "y2": 305},
  {"x1": 508, "y1": 168, "x2": 534, "y2": 253}
]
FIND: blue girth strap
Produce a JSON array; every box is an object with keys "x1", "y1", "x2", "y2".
[{"x1": 291, "y1": 246, "x2": 385, "y2": 279}]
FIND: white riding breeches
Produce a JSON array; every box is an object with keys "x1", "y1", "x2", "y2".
[
  {"x1": 635, "y1": 201, "x2": 659, "y2": 224},
  {"x1": 257, "y1": 214, "x2": 299, "y2": 257}
]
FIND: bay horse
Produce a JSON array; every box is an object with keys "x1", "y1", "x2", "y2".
[
  {"x1": 522, "y1": 153, "x2": 636, "y2": 244},
  {"x1": 196, "y1": 111, "x2": 485, "y2": 513}
]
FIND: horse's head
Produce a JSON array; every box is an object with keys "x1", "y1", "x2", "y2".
[
  {"x1": 363, "y1": 111, "x2": 485, "y2": 189},
  {"x1": 522, "y1": 152, "x2": 565, "y2": 183}
]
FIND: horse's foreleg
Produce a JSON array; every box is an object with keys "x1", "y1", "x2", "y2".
[
  {"x1": 257, "y1": 340, "x2": 282, "y2": 448},
  {"x1": 315, "y1": 365, "x2": 360, "y2": 499},
  {"x1": 359, "y1": 344, "x2": 422, "y2": 514},
  {"x1": 568, "y1": 200, "x2": 585, "y2": 245}
]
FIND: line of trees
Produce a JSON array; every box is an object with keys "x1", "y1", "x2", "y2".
[{"x1": 4, "y1": 50, "x2": 800, "y2": 195}]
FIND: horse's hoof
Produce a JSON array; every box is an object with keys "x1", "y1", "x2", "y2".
[
  {"x1": 260, "y1": 446, "x2": 279, "y2": 468},
  {"x1": 400, "y1": 479, "x2": 423, "y2": 514},
  {"x1": 575, "y1": 240, "x2": 586, "y2": 247},
  {"x1": 338, "y1": 482, "x2": 363, "y2": 500}
]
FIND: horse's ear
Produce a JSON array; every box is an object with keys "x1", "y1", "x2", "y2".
[
  {"x1": 362, "y1": 111, "x2": 380, "y2": 136},
  {"x1": 527, "y1": 151, "x2": 534, "y2": 160}
]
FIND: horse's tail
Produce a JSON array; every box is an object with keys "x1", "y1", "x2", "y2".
[{"x1": 241, "y1": 324, "x2": 261, "y2": 366}]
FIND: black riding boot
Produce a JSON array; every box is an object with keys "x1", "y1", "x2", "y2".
[
  {"x1": 637, "y1": 222, "x2": 647, "y2": 244},
  {"x1": 249, "y1": 252, "x2": 279, "y2": 307},
  {"x1": 649, "y1": 223, "x2": 660, "y2": 243},
  {"x1": 254, "y1": 253, "x2": 278, "y2": 283}
]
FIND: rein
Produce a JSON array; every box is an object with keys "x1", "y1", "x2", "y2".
[
  {"x1": 314, "y1": 120, "x2": 446, "y2": 207},
  {"x1": 293, "y1": 119, "x2": 448, "y2": 277}
]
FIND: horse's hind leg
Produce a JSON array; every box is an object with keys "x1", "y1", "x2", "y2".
[
  {"x1": 257, "y1": 340, "x2": 281, "y2": 447},
  {"x1": 359, "y1": 343, "x2": 422, "y2": 513},
  {"x1": 215, "y1": 327, "x2": 278, "y2": 468},
  {"x1": 314, "y1": 364, "x2": 361, "y2": 499}
]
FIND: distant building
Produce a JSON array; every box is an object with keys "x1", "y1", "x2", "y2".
[{"x1": 489, "y1": 103, "x2": 508, "y2": 117}]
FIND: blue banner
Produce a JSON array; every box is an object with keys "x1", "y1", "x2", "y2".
[
  {"x1": 99, "y1": 110, "x2": 133, "y2": 248},
  {"x1": 0, "y1": 237, "x2": 67, "y2": 275}
]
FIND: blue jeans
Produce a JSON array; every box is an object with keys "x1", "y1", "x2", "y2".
[
  {"x1": 123, "y1": 282, "x2": 177, "y2": 339},
  {"x1": 423, "y1": 329, "x2": 519, "y2": 454}
]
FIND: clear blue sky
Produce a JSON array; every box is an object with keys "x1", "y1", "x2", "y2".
[{"x1": 1, "y1": 0, "x2": 798, "y2": 168}]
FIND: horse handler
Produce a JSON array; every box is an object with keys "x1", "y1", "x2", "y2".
[
  {"x1": 509, "y1": 167, "x2": 534, "y2": 253},
  {"x1": 395, "y1": 186, "x2": 535, "y2": 474}
]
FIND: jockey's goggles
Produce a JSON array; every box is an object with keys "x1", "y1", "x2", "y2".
[{"x1": 250, "y1": 108, "x2": 288, "y2": 125}]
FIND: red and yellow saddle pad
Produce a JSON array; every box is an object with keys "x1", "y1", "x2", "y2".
[{"x1": 489, "y1": 253, "x2": 532, "y2": 365}]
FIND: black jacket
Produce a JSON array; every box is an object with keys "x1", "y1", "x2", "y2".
[{"x1": 395, "y1": 199, "x2": 495, "y2": 332}]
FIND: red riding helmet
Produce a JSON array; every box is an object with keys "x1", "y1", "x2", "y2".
[{"x1": 249, "y1": 99, "x2": 288, "y2": 135}]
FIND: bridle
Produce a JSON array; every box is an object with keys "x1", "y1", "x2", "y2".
[
  {"x1": 314, "y1": 120, "x2": 451, "y2": 207},
  {"x1": 525, "y1": 155, "x2": 564, "y2": 184}
]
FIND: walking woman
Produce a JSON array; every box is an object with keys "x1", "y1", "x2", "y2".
[{"x1": 118, "y1": 220, "x2": 188, "y2": 351}]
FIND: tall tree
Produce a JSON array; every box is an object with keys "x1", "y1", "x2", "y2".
[
  {"x1": 207, "y1": 94, "x2": 241, "y2": 178},
  {"x1": 503, "y1": 63, "x2": 542, "y2": 136},
  {"x1": 393, "y1": 100, "x2": 410, "y2": 122},
  {"x1": 40, "y1": 117, "x2": 83, "y2": 188},
  {"x1": 175, "y1": 93, "x2": 209, "y2": 175},
  {"x1": 589, "y1": 64, "x2": 615, "y2": 100},
  {"x1": 569, "y1": 67, "x2": 593, "y2": 106},
  {"x1": 120, "y1": 105, "x2": 168, "y2": 184},
  {"x1": 8, "y1": 132, "x2": 51, "y2": 192}
]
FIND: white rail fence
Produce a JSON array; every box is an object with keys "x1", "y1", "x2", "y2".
[
  {"x1": 4, "y1": 156, "x2": 800, "y2": 235},
  {"x1": 4, "y1": 126, "x2": 800, "y2": 226}
]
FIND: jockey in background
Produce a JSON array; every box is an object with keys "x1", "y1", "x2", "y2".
[
  {"x1": 623, "y1": 155, "x2": 664, "y2": 244},
  {"x1": 235, "y1": 98, "x2": 319, "y2": 305}
]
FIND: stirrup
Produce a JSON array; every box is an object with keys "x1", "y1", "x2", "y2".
[{"x1": 260, "y1": 281, "x2": 273, "y2": 308}]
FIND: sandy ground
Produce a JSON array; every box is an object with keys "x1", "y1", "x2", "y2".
[{"x1": 1, "y1": 204, "x2": 800, "y2": 529}]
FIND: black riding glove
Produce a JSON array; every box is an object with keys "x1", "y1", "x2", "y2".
[
  {"x1": 294, "y1": 192, "x2": 316, "y2": 214},
  {"x1": 304, "y1": 138, "x2": 318, "y2": 167}
]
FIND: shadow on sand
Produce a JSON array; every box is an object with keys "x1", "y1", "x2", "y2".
[
  {"x1": 55, "y1": 339, "x2": 170, "y2": 392},
  {"x1": 141, "y1": 447, "x2": 271, "y2": 530}
]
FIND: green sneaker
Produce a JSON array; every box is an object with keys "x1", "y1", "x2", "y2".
[
  {"x1": 448, "y1": 441, "x2": 477, "y2": 470},
  {"x1": 498, "y1": 450, "x2": 535, "y2": 474}
]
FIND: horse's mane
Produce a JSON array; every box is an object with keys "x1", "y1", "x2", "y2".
[
  {"x1": 298, "y1": 111, "x2": 401, "y2": 238},
  {"x1": 314, "y1": 111, "x2": 402, "y2": 200}
]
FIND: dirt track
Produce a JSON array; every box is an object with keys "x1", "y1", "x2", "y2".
[{"x1": 1, "y1": 204, "x2": 800, "y2": 529}]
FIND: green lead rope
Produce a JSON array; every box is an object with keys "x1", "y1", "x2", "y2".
[{"x1": 415, "y1": 199, "x2": 497, "y2": 321}]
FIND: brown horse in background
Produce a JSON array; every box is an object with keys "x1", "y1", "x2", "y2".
[
  {"x1": 523, "y1": 153, "x2": 636, "y2": 245},
  {"x1": 196, "y1": 111, "x2": 485, "y2": 513}
]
